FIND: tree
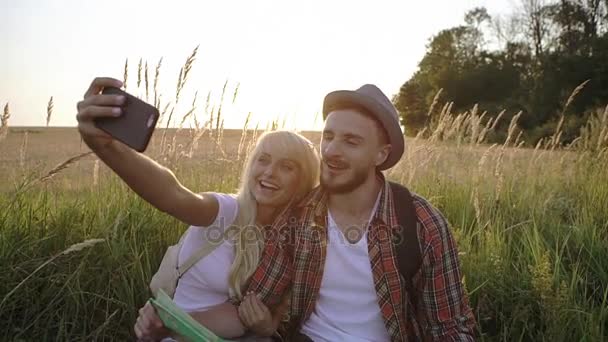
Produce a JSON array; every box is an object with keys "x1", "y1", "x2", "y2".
[{"x1": 393, "y1": 2, "x2": 608, "y2": 145}]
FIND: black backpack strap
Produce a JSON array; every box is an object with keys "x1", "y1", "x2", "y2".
[{"x1": 389, "y1": 182, "x2": 422, "y2": 306}]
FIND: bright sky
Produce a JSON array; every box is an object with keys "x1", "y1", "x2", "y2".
[{"x1": 1, "y1": 0, "x2": 514, "y2": 130}]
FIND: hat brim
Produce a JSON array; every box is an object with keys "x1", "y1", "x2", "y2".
[{"x1": 322, "y1": 90, "x2": 404, "y2": 170}]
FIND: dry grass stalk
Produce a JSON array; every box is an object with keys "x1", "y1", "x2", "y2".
[
  {"x1": 550, "y1": 115, "x2": 565, "y2": 149},
  {"x1": 494, "y1": 147, "x2": 506, "y2": 204},
  {"x1": 145, "y1": 61, "x2": 150, "y2": 102},
  {"x1": 178, "y1": 92, "x2": 198, "y2": 130},
  {"x1": 62, "y1": 238, "x2": 105, "y2": 255},
  {"x1": 491, "y1": 110, "x2": 506, "y2": 131},
  {"x1": 312, "y1": 111, "x2": 320, "y2": 129},
  {"x1": 0, "y1": 102, "x2": 10, "y2": 141},
  {"x1": 478, "y1": 113, "x2": 497, "y2": 144},
  {"x1": 93, "y1": 159, "x2": 100, "y2": 186},
  {"x1": 168, "y1": 93, "x2": 200, "y2": 165},
  {"x1": 137, "y1": 58, "x2": 143, "y2": 89},
  {"x1": 160, "y1": 106, "x2": 176, "y2": 154},
  {"x1": 514, "y1": 131, "x2": 524, "y2": 147},
  {"x1": 217, "y1": 118, "x2": 226, "y2": 153},
  {"x1": 153, "y1": 57, "x2": 163, "y2": 107},
  {"x1": 427, "y1": 88, "x2": 443, "y2": 117},
  {"x1": 406, "y1": 145, "x2": 435, "y2": 185},
  {"x1": 204, "y1": 91, "x2": 212, "y2": 116},
  {"x1": 175, "y1": 46, "x2": 199, "y2": 104},
  {"x1": 185, "y1": 121, "x2": 209, "y2": 158},
  {"x1": 39, "y1": 152, "x2": 93, "y2": 183},
  {"x1": 469, "y1": 106, "x2": 483, "y2": 145},
  {"x1": 46, "y1": 96, "x2": 54, "y2": 127},
  {"x1": 232, "y1": 82, "x2": 240, "y2": 104},
  {"x1": 0, "y1": 238, "x2": 105, "y2": 310},
  {"x1": 158, "y1": 101, "x2": 171, "y2": 126},
  {"x1": 216, "y1": 81, "x2": 228, "y2": 133},
  {"x1": 123, "y1": 58, "x2": 129, "y2": 90},
  {"x1": 237, "y1": 112, "x2": 252, "y2": 161},
  {"x1": 504, "y1": 111, "x2": 522, "y2": 147},
  {"x1": 246, "y1": 122, "x2": 261, "y2": 156},
  {"x1": 429, "y1": 102, "x2": 453, "y2": 143},
  {"x1": 446, "y1": 113, "x2": 466, "y2": 144},
  {"x1": 193, "y1": 111, "x2": 201, "y2": 130},
  {"x1": 563, "y1": 80, "x2": 590, "y2": 116},
  {"x1": 19, "y1": 131, "x2": 28, "y2": 168},
  {"x1": 209, "y1": 105, "x2": 216, "y2": 139},
  {"x1": 472, "y1": 143, "x2": 497, "y2": 225},
  {"x1": 178, "y1": 107, "x2": 196, "y2": 129}
]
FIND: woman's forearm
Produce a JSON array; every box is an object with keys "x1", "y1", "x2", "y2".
[
  {"x1": 89, "y1": 140, "x2": 217, "y2": 226},
  {"x1": 92, "y1": 140, "x2": 182, "y2": 210},
  {"x1": 189, "y1": 302, "x2": 247, "y2": 339}
]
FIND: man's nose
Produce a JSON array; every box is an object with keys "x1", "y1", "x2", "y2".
[{"x1": 323, "y1": 140, "x2": 340, "y2": 158}]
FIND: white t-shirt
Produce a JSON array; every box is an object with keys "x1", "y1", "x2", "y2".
[
  {"x1": 173, "y1": 193, "x2": 239, "y2": 312},
  {"x1": 300, "y1": 196, "x2": 390, "y2": 342}
]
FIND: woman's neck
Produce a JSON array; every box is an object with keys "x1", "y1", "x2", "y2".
[{"x1": 255, "y1": 204, "x2": 282, "y2": 226}]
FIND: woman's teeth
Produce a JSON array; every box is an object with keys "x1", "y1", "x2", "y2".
[{"x1": 260, "y1": 180, "x2": 279, "y2": 190}]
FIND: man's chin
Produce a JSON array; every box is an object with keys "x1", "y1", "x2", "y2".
[{"x1": 321, "y1": 178, "x2": 359, "y2": 194}]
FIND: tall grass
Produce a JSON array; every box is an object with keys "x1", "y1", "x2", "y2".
[{"x1": 1, "y1": 52, "x2": 607, "y2": 341}]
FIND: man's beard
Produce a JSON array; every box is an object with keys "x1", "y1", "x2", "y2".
[{"x1": 320, "y1": 163, "x2": 369, "y2": 194}]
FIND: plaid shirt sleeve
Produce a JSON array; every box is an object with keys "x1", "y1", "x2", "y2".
[
  {"x1": 245, "y1": 227, "x2": 293, "y2": 308},
  {"x1": 414, "y1": 196, "x2": 476, "y2": 341}
]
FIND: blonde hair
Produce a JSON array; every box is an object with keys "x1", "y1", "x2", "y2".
[{"x1": 228, "y1": 131, "x2": 320, "y2": 299}]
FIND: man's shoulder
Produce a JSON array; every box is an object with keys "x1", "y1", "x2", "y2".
[{"x1": 407, "y1": 192, "x2": 453, "y2": 244}]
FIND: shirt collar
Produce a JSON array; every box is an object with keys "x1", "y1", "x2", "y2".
[{"x1": 297, "y1": 172, "x2": 395, "y2": 229}]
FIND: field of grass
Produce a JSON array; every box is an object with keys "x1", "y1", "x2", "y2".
[
  {"x1": 1, "y1": 54, "x2": 607, "y2": 341},
  {"x1": 1, "y1": 122, "x2": 607, "y2": 341}
]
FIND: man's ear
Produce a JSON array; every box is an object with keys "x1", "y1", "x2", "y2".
[{"x1": 375, "y1": 144, "x2": 391, "y2": 167}]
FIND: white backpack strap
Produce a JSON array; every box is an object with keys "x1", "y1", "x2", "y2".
[
  {"x1": 176, "y1": 241, "x2": 220, "y2": 278},
  {"x1": 176, "y1": 227, "x2": 239, "y2": 278}
]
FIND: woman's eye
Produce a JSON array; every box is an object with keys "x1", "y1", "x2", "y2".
[{"x1": 280, "y1": 163, "x2": 295, "y2": 172}]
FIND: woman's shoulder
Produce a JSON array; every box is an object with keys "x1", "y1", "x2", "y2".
[
  {"x1": 198, "y1": 192, "x2": 239, "y2": 226},
  {"x1": 179, "y1": 192, "x2": 238, "y2": 261},
  {"x1": 178, "y1": 192, "x2": 238, "y2": 245}
]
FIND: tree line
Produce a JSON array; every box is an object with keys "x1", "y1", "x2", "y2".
[{"x1": 394, "y1": 0, "x2": 608, "y2": 145}]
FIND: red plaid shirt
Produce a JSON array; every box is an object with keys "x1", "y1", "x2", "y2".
[{"x1": 247, "y1": 177, "x2": 476, "y2": 341}]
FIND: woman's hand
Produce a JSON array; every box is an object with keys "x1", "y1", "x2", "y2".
[
  {"x1": 76, "y1": 77, "x2": 125, "y2": 151},
  {"x1": 238, "y1": 292, "x2": 277, "y2": 337},
  {"x1": 134, "y1": 301, "x2": 170, "y2": 341}
]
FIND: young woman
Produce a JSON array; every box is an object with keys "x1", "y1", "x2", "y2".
[{"x1": 76, "y1": 77, "x2": 319, "y2": 340}]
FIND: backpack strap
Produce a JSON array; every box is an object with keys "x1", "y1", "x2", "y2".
[
  {"x1": 389, "y1": 182, "x2": 422, "y2": 305},
  {"x1": 176, "y1": 238, "x2": 224, "y2": 278}
]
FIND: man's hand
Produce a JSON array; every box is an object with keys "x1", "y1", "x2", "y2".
[
  {"x1": 134, "y1": 301, "x2": 170, "y2": 341},
  {"x1": 238, "y1": 292, "x2": 276, "y2": 337}
]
